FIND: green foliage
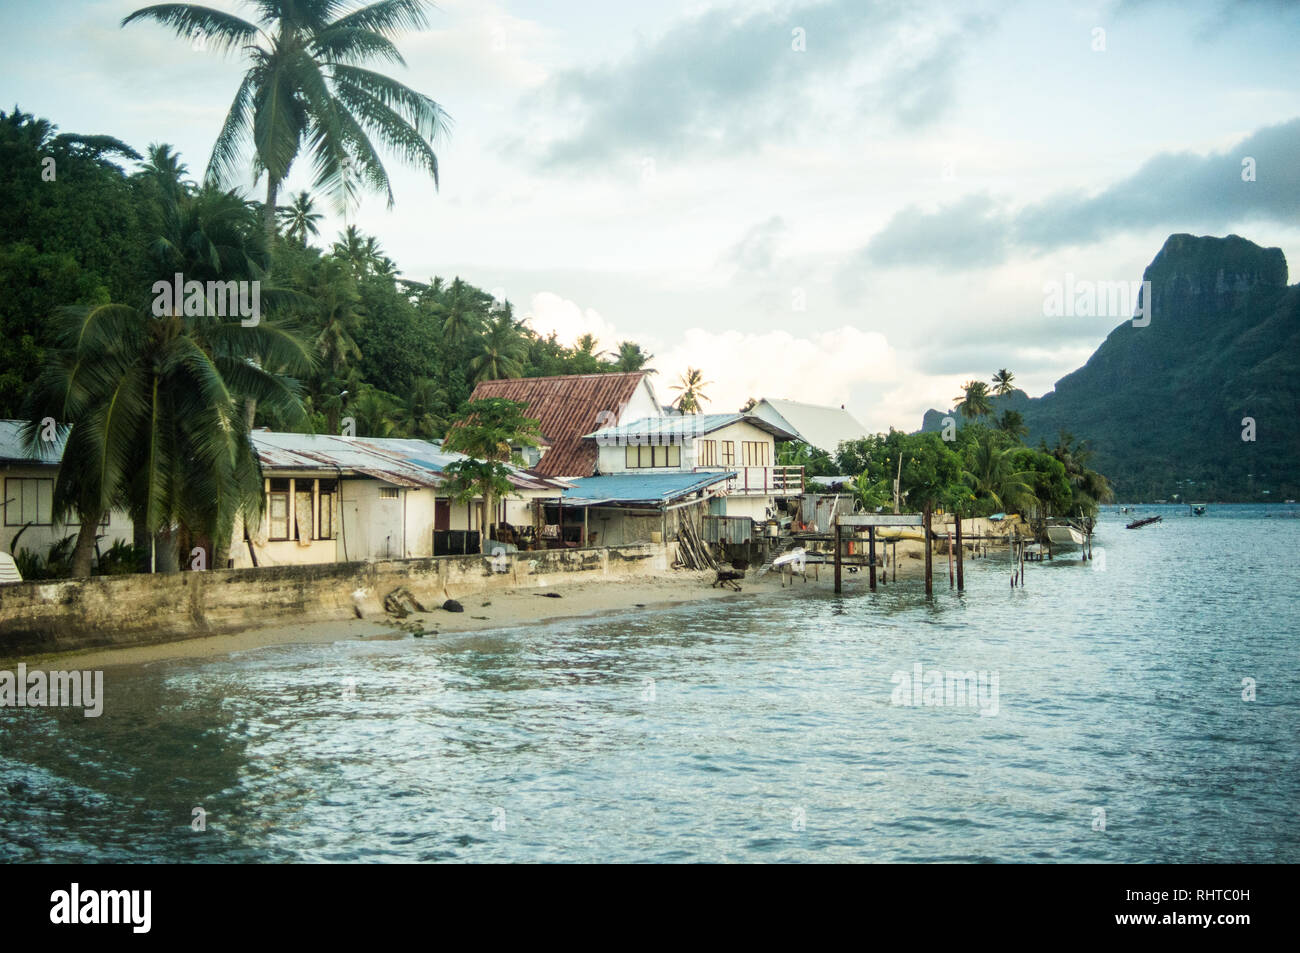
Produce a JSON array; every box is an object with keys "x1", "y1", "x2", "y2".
[
  {"x1": 14, "y1": 535, "x2": 76, "y2": 580},
  {"x1": 776, "y1": 440, "x2": 836, "y2": 476}
]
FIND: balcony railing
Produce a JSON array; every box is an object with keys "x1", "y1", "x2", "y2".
[{"x1": 695, "y1": 465, "x2": 803, "y2": 496}]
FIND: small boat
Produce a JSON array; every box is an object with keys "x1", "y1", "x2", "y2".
[
  {"x1": 1126, "y1": 515, "x2": 1162, "y2": 529},
  {"x1": 1189, "y1": 504, "x2": 1207, "y2": 516},
  {"x1": 1045, "y1": 525, "x2": 1086, "y2": 547}
]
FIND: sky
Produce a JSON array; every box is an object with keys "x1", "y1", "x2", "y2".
[{"x1": 3, "y1": 0, "x2": 1299, "y2": 431}]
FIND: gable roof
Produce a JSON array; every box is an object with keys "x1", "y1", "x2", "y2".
[
  {"x1": 468, "y1": 372, "x2": 650, "y2": 477},
  {"x1": 750, "y1": 398, "x2": 868, "y2": 454},
  {"x1": 584, "y1": 413, "x2": 798, "y2": 442}
]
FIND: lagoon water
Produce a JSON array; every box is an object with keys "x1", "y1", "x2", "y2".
[{"x1": 2, "y1": 504, "x2": 1297, "y2": 862}]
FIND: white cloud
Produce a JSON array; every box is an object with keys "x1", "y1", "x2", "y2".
[
  {"x1": 655, "y1": 326, "x2": 898, "y2": 417},
  {"x1": 523, "y1": 291, "x2": 623, "y2": 350}
]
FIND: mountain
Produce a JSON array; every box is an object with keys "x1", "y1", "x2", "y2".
[{"x1": 921, "y1": 234, "x2": 1300, "y2": 501}]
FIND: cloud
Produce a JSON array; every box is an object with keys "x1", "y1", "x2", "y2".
[
  {"x1": 849, "y1": 117, "x2": 1300, "y2": 271},
  {"x1": 861, "y1": 193, "x2": 1009, "y2": 270},
  {"x1": 721, "y1": 215, "x2": 787, "y2": 276},
  {"x1": 655, "y1": 325, "x2": 898, "y2": 414},
  {"x1": 523, "y1": 291, "x2": 622, "y2": 350},
  {"x1": 526, "y1": 1, "x2": 990, "y2": 168}
]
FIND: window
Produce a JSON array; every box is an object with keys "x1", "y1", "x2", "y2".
[
  {"x1": 267, "y1": 492, "x2": 290, "y2": 540},
  {"x1": 317, "y1": 482, "x2": 336, "y2": 540},
  {"x1": 625, "y1": 443, "x2": 681, "y2": 468},
  {"x1": 698, "y1": 439, "x2": 718, "y2": 467},
  {"x1": 742, "y1": 441, "x2": 770, "y2": 466},
  {"x1": 720, "y1": 441, "x2": 735, "y2": 467},
  {"x1": 4, "y1": 477, "x2": 53, "y2": 526},
  {"x1": 379, "y1": 486, "x2": 399, "y2": 500}
]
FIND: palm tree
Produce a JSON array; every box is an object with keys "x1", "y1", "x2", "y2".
[
  {"x1": 996, "y1": 409, "x2": 1028, "y2": 440},
  {"x1": 671, "y1": 367, "x2": 711, "y2": 414},
  {"x1": 332, "y1": 225, "x2": 385, "y2": 276},
  {"x1": 963, "y1": 433, "x2": 1032, "y2": 512},
  {"x1": 399, "y1": 376, "x2": 445, "y2": 438},
  {"x1": 123, "y1": 0, "x2": 451, "y2": 241},
  {"x1": 23, "y1": 189, "x2": 312, "y2": 575},
  {"x1": 954, "y1": 380, "x2": 993, "y2": 420},
  {"x1": 440, "y1": 277, "x2": 482, "y2": 344},
  {"x1": 470, "y1": 303, "x2": 527, "y2": 382},
  {"x1": 350, "y1": 385, "x2": 400, "y2": 437},
  {"x1": 138, "y1": 142, "x2": 195, "y2": 200},
  {"x1": 612, "y1": 341, "x2": 655, "y2": 373},
  {"x1": 992, "y1": 368, "x2": 1015, "y2": 396},
  {"x1": 278, "y1": 190, "x2": 323, "y2": 244}
]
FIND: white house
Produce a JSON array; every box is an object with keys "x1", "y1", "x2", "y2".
[
  {"x1": 234, "y1": 432, "x2": 568, "y2": 568},
  {"x1": 0, "y1": 420, "x2": 133, "y2": 564},
  {"x1": 583, "y1": 413, "x2": 801, "y2": 521}
]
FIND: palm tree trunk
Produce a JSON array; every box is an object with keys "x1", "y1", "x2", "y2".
[
  {"x1": 264, "y1": 176, "x2": 280, "y2": 245},
  {"x1": 133, "y1": 519, "x2": 152, "y2": 572},
  {"x1": 154, "y1": 527, "x2": 180, "y2": 573},
  {"x1": 69, "y1": 509, "x2": 101, "y2": 578}
]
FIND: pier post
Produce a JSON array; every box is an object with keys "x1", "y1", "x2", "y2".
[
  {"x1": 834, "y1": 523, "x2": 842, "y2": 594},
  {"x1": 955, "y1": 511, "x2": 964, "y2": 591},
  {"x1": 869, "y1": 526, "x2": 877, "y2": 591},
  {"x1": 924, "y1": 504, "x2": 933, "y2": 596}
]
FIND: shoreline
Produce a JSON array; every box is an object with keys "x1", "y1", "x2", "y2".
[{"x1": 30, "y1": 567, "x2": 804, "y2": 669}]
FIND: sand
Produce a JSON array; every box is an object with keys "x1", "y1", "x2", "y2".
[{"x1": 49, "y1": 567, "x2": 799, "y2": 668}]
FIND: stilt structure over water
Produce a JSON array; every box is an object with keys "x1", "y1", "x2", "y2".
[{"x1": 833, "y1": 513, "x2": 928, "y2": 594}]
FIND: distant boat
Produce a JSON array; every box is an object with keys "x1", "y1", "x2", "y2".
[
  {"x1": 1045, "y1": 525, "x2": 1086, "y2": 547},
  {"x1": 1127, "y1": 515, "x2": 1162, "y2": 529},
  {"x1": 1189, "y1": 504, "x2": 1207, "y2": 516}
]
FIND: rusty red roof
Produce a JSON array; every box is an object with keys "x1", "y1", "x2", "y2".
[{"x1": 468, "y1": 372, "x2": 649, "y2": 477}]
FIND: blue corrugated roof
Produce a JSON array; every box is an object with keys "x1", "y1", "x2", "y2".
[{"x1": 561, "y1": 471, "x2": 735, "y2": 506}]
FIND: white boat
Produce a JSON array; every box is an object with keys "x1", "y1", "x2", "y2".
[
  {"x1": 1045, "y1": 525, "x2": 1085, "y2": 547},
  {"x1": 772, "y1": 547, "x2": 807, "y2": 572}
]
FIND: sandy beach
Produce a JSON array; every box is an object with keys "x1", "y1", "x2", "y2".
[{"x1": 49, "y1": 565, "x2": 832, "y2": 669}]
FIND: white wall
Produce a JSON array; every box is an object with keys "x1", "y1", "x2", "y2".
[{"x1": 1, "y1": 464, "x2": 133, "y2": 559}]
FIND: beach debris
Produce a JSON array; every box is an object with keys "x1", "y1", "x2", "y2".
[
  {"x1": 713, "y1": 570, "x2": 744, "y2": 591},
  {"x1": 472, "y1": 615, "x2": 488, "y2": 620},
  {"x1": 442, "y1": 599, "x2": 465, "y2": 613},
  {"x1": 674, "y1": 514, "x2": 719, "y2": 572},
  {"x1": 383, "y1": 587, "x2": 427, "y2": 619},
  {"x1": 535, "y1": 591, "x2": 562, "y2": 598}
]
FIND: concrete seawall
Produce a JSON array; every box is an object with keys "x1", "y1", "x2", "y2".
[{"x1": 0, "y1": 544, "x2": 666, "y2": 657}]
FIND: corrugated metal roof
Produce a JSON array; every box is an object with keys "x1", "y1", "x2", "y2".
[
  {"x1": 250, "y1": 431, "x2": 569, "y2": 492},
  {"x1": 560, "y1": 471, "x2": 735, "y2": 506},
  {"x1": 1, "y1": 420, "x2": 569, "y2": 493},
  {"x1": 751, "y1": 398, "x2": 868, "y2": 454},
  {"x1": 584, "y1": 413, "x2": 798, "y2": 442},
  {"x1": 0, "y1": 419, "x2": 64, "y2": 465},
  {"x1": 468, "y1": 372, "x2": 649, "y2": 478}
]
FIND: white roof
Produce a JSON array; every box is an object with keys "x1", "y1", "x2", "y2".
[{"x1": 750, "y1": 399, "x2": 868, "y2": 455}]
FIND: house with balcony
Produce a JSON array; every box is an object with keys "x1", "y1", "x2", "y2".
[{"x1": 582, "y1": 413, "x2": 802, "y2": 521}]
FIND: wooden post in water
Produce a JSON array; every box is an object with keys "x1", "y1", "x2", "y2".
[
  {"x1": 923, "y1": 504, "x2": 933, "y2": 596},
  {"x1": 834, "y1": 522, "x2": 842, "y2": 594},
  {"x1": 947, "y1": 529, "x2": 954, "y2": 588},
  {"x1": 955, "y1": 511, "x2": 964, "y2": 591},
  {"x1": 869, "y1": 526, "x2": 877, "y2": 591}
]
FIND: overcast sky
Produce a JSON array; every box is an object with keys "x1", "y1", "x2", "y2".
[{"x1": 4, "y1": 0, "x2": 1299, "y2": 430}]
